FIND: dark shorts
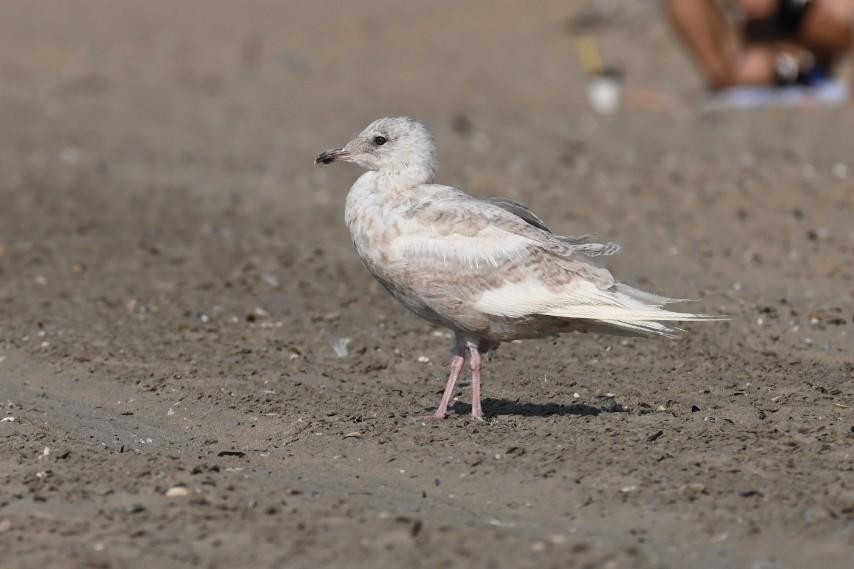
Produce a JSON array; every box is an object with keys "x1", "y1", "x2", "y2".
[{"x1": 744, "y1": 0, "x2": 814, "y2": 41}]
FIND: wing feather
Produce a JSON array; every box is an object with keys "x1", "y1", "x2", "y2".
[
  {"x1": 485, "y1": 196, "x2": 621, "y2": 257},
  {"x1": 388, "y1": 188, "x2": 722, "y2": 337}
]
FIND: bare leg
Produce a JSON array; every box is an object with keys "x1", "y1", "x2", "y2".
[
  {"x1": 468, "y1": 346, "x2": 484, "y2": 420},
  {"x1": 799, "y1": 0, "x2": 853, "y2": 63},
  {"x1": 667, "y1": 0, "x2": 783, "y2": 87},
  {"x1": 733, "y1": 45, "x2": 778, "y2": 84},
  {"x1": 670, "y1": 0, "x2": 854, "y2": 89},
  {"x1": 738, "y1": 0, "x2": 853, "y2": 78},
  {"x1": 666, "y1": 0, "x2": 739, "y2": 89},
  {"x1": 429, "y1": 350, "x2": 465, "y2": 420}
]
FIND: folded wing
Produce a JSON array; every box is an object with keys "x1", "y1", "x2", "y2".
[
  {"x1": 485, "y1": 196, "x2": 622, "y2": 257},
  {"x1": 391, "y1": 190, "x2": 722, "y2": 337}
]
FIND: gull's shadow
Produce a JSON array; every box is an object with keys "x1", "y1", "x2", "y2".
[{"x1": 450, "y1": 397, "x2": 624, "y2": 418}]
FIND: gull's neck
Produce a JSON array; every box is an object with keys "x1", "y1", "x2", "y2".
[{"x1": 377, "y1": 161, "x2": 436, "y2": 189}]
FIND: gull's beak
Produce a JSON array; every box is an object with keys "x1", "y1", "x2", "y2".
[{"x1": 315, "y1": 148, "x2": 349, "y2": 165}]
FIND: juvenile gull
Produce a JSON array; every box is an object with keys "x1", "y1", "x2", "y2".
[{"x1": 316, "y1": 117, "x2": 722, "y2": 420}]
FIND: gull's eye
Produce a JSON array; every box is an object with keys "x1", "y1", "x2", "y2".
[{"x1": 373, "y1": 135, "x2": 387, "y2": 146}]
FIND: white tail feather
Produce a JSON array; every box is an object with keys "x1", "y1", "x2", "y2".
[
  {"x1": 543, "y1": 283, "x2": 726, "y2": 337},
  {"x1": 599, "y1": 320, "x2": 683, "y2": 338},
  {"x1": 544, "y1": 304, "x2": 722, "y2": 322},
  {"x1": 614, "y1": 283, "x2": 687, "y2": 307},
  {"x1": 474, "y1": 276, "x2": 726, "y2": 337}
]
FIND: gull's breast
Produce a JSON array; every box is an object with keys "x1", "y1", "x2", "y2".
[{"x1": 346, "y1": 202, "x2": 451, "y2": 326}]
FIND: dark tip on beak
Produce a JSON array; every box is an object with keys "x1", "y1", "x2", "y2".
[{"x1": 315, "y1": 148, "x2": 347, "y2": 165}]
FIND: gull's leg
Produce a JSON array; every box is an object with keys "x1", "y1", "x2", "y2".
[
  {"x1": 430, "y1": 347, "x2": 466, "y2": 420},
  {"x1": 468, "y1": 346, "x2": 484, "y2": 420}
]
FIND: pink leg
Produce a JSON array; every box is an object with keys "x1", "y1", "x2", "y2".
[
  {"x1": 430, "y1": 353, "x2": 465, "y2": 419},
  {"x1": 469, "y1": 347, "x2": 484, "y2": 420}
]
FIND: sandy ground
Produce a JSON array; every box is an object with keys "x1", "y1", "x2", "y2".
[{"x1": 1, "y1": 1, "x2": 853, "y2": 568}]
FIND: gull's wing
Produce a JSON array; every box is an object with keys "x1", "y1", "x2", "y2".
[
  {"x1": 389, "y1": 189, "x2": 717, "y2": 336},
  {"x1": 484, "y1": 196, "x2": 621, "y2": 257},
  {"x1": 394, "y1": 190, "x2": 608, "y2": 273},
  {"x1": 557, "y1": 237, "x2": 622, "y2": 257},
  {"x1": 483, "y1": 197, "x2": 551, "y2": 232}
]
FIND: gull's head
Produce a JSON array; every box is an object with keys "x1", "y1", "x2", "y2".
[{"x1": 315, "y1": 117, "x2": 437, "y2": 184}]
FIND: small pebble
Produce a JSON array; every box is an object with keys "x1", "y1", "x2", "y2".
[
  {"x1": 253, "y1": 306, "x2": 270, "y2": 318},
  {"x1": 330, "y1": 337, "x2": 351, "y2": 358},
  {"x1": 165, "y1": 486, "x2": 190, "y2": 497},
  {"x1": 261, "y1": 273, "x2": 280, "y2": 288},
  {"x1": 682, "y1": 482, "x2": 707, "y2": 497}
]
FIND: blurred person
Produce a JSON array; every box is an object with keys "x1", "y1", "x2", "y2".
[{"x1": 667, "y1": 0, "x2": 853, "y2": 105}]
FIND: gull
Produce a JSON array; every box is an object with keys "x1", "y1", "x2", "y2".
[{"x1": 316, "y1": 117, "x2": 722, "y2": 420}]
